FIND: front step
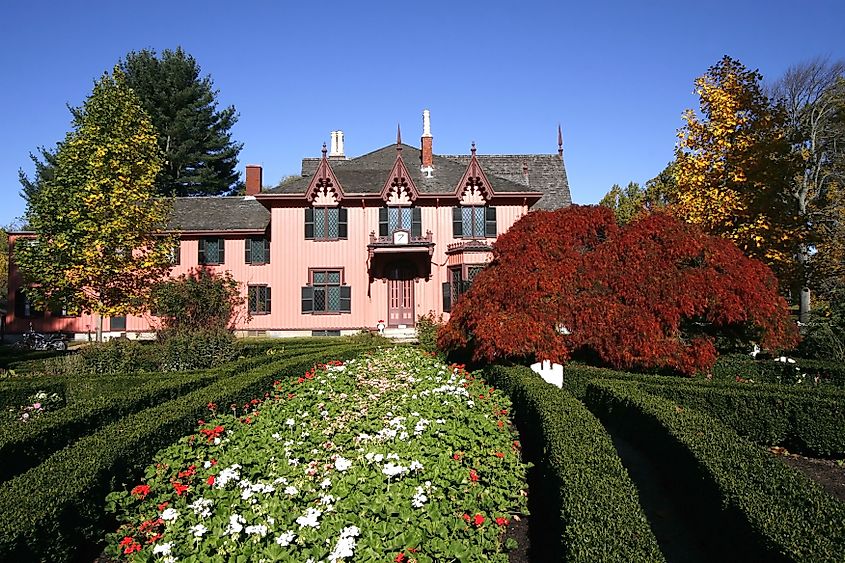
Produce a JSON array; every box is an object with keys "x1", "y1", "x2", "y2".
[{"x1": 382, "y1": 327, "x2": 418, "y2": 343}]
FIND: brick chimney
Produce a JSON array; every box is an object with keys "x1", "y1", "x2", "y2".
[
  {"x1": 420, "y1": 109, "x2": 433, "y2": 177},
  {"x1": 245, "y1": 164, "x2": 262, "y2": 196}
]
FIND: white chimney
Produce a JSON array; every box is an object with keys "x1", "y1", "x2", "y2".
[
  {"x1": 337, "y1": 130, "x2": 345, "y2": 157},
  {"x1": 422, "y1": 109, "x2": 432, "y2": 138},
  {"x1": 329, "y1": 131, "x2": 338, "y2": 157}
]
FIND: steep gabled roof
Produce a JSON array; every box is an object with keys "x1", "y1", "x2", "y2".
[
  {"x1": 168, "y1": 197, "x2": 270, "y2": 233},
  {"x1": 442, "y1": 153, "x2": 571, "y2": 210},
  {"x1": 266, "y1": 144, "x2": 538, "y2": 198}
]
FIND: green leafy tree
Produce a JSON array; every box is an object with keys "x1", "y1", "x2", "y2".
[
  {"x1": 18, "y1": 147, "x2": 60, "y2": 202},
  {"x1": 120, "y1": 47, "x2": 243, "y2": 196},
  {"x1": 14, "y1": 67, "x2": 173, "y2": 340}
]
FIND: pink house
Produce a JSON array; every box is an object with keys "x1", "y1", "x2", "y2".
[{"x1": 6, "y1": 111, "x2": 571, "y2": 339}]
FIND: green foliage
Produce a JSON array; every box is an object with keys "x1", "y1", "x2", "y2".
[
  {"x1": 585, "y1": 380, "x2": 845, "y2": 561},
  {"x1": 151, "y1": 267, "x2": 245, "y2": 333},
  {"x1": 416, "y1": 311, "x2": 445, "y2": 356},
  {"x1": 14, "y1": 67, "x2": 173, "y2": 320},
  {"x1": 18, "y1": 145, "x2": 60, "y2": 203},
  {"x1": 486, "y1": 365, "x2": 664, "y2": 562},
  {"x1": 800, "y1": 288, "x2": 845, "y2": 361},
  {"x1": 0, "y1": 344, "x2": 371, "y2": 561},
  {"x1": 157, "y1": 329, "x2": 239, "y2": 372},
  {"x1": 120, "y1": 47, "x2": 243, "y2": 196},
  {"x1": 78, "y1": 339, "x2": 160, "y2": 375}
]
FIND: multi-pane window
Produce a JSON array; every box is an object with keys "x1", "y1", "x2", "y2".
[
  {"x1": 379, "y1": 207, "x2": 422, "y2": 237},
  {"x1": 199, "y1": 238, "x2": 225, "y2": 264},
  {"x1": 305, "y1": 207, "x2": 348, "y2": 240},
  {"x1": 248, "y1": 285, "x2": 272, "y2": 314},
  {"x1": 452, "y1": 206, "x2": 497, "y2": 239},
  {"x1": 245, "y1": 237, "x2": 270, "y2": 264},
  {"x1": 14, "y1": 289, "x2": 43, "y2": 318},
  {"x1": 169, "y1": 241, "x2": 181, "y2": 266},
  {"x1": 301, "y1": 269, "x2": 351, "y2": 314},
  {"x1": 442, "y1": 265, "x2": 484, "y2": 312}
]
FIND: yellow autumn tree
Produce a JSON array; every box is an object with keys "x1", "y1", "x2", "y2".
[
  {"x1": 14, "y1": 67, "x2": 173, "y2": 339},
  {"x1": 674, "y1": 56, "x2": 801, "y2": 282}
]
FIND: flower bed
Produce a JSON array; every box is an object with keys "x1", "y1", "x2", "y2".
[{"x1": 105, "y1": 348, "x2": 528, "y2": 562}]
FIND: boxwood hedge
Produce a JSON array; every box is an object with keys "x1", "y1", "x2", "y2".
[
  {"x1": 585, "y1": 380, "x2": 845, "y2": 562},
  {"x1": 486, "y1": 365, "x2": 664, "y2": 562},
  {"x1": 0, "y1": 343, "x2": 373, "y2": 562},
  {"x1": 634, "y1": 381, "x2": 845, "y2": 457}
]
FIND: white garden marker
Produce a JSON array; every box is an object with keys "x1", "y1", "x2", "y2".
[{"x1": 530, "y1": 360, "x2": 564, "y2": 389}]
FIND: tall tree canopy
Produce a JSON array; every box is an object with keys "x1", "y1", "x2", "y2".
[
  {"x1": 770, "y1": 57, "x2": 845, "y2": 317},
  {"x1": 20, "y1": 47, "x2": 242, "y2": 200},
  {"x1": 14, "y1": 67, "x2": 173, "y2": 331},
  {"x1": 119, "y1": 47, "x2": 243, "y2": 196},
  {"x1": 599, "y1": 178, "x2": 670, "y2": 225},
  {"x1": 438, "y1": 206, "x2": 797, "y2": 375},
  {"x1": 674, "y1": 56, "x2": 801, "y2": 282}
]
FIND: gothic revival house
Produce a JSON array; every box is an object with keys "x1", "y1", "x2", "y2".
[{"x1": 6, "y1": 111, "x2": 571, "y2": 339}]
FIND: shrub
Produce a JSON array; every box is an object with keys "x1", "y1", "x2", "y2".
[
  {"x1": 585, "y1": 380, "x2": 845, "y2": 561},
  {"x1": 799, "y1": 287, "x2": 845, "y2": 361},
  {"x1": 0, "y1": 343, "x2": 373, "y2": 562},
  {"x1": 439, "y1": 206, "x2": 797, "y2": 375},
  {"x1": 486, "y1": 364, "x2": 664, "y2": 562},
  {"x1": 150, "y1": 266, "x2": 246, "y2": 332},
  {"x1": 157, "y1": 328, "x2": 240, "y2": 372},
  {"x1": 416, "y1": 311, "x2": 445, "y2": 356},
  {"x1": 78, "y1": 339, "x2": 160, "y2": 375}
]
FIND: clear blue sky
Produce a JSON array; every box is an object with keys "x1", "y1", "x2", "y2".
[{"x1": 1, "y1": 0, "x2": 843, "y2": 226}]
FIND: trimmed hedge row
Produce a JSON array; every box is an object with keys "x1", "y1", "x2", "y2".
[
  {"x1": 635, "y1": 381, "x2": 845, "y2": 457},
  {"x1": 0, "y1": 344, "x2": 344, "y2": 484},
  {"x1": 585, "y1": 380, "x2": 845, "y2": 562},
  {"x1": 0, "y1": 380, "x2": 66, "y2": 410},
  {"x1": 486, "y1": 365, "x2": 665, "y2": 562},
  {"x1": 0, "y1": 343, "x2": 373, "y2": 562},
  {"x1": 562, "y1": 363, "x2": 845, "y2": 401},
  {"x1": 0, "y1": 372, "x2": 218, "y2": 484},
  {"x1": 711, "y1": 354, "x2": 845, "y2": 387}
]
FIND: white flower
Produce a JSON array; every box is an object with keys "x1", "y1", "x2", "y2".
[
  {"x1": 412, "y1": 487, "x2": 428, "y2": 508},
  {"x1": 216, "y1": 464, "x2": 242, "y2": 488},
  {"x1": 245, "y1": 524, "x2": 268, "y2": 537},
  {"x1": 321, "y1": 410, "x2": 330, "y2": 417},
  {"x1": 328, "y1": 534, "x2": 357, "y2": 562},
  {"x1": 409, "y1": 460, "x2": 423, "y2": 471},
  {"x1": 152, "y1": 542, "x2": 172, "y2": 555},
  {"x1": 213, "y1": 437, "x2": 221, "y2": 445},
  {"x1": 225, "y1": 513, "x2": 245, "y2": 535},
  {"x1": 296, "y1": 507, "x2": 322, "y2": 528},
  {"x1": 319, "y1": 494, "x2": 336, "y2": 506},
  {"x1": 160, "y1": 508, "x2": 179, "y2": 522},
  {"x1": 272, "y1": 432, "x2": 281, "y2": 440},
  {"x1": 189, "y1": 498, "x2": 213, "y2": 519},
  {"x1": 189, "y1": 523, "x2": 208, "y2": 537},
  {"x1": 275, "y1": 530, "x2": 296, "y2": 546},
  {"x1": 286, "y1": 418, "x2": 295, "y2": 426},
  {"x1": 334, "y1": 456, "x2": 352, "y2": 472},
  {"x1": 284, "y1": 485, "x2": 298, "y2": 496},
  {"x1": 386, "y1": 453, "x2": 400, "y2": 460},
  {"x1": 203, "y1": 460, "x2": 212, "y2": 469},
  {"x1": 382, "y1": 462, "x2": 407, "y2": 478},
  {"x1": 320, "y1": 478, "x2": 332, "y2": 489},
  {"x1": 374, "y1": 453, "x2": 384, "y2": 463}
]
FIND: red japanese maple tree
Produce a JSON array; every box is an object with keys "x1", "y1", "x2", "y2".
[{"x1": 438, "y1": 205, "x2": 798, "y2": 375}]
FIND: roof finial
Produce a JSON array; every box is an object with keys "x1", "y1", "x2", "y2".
[
  {"x1": 557, "y1": 124, "x2": 563, "y2": 157},
  {"x1": 322, "y1": 142, "x2": 328, "y2": 157},
  {"x1": 396, "y1": 123, "x2": 402, "y2": 151},
  {"x1": 471, "y1": 141, "x2": 476, "y2": 156}
]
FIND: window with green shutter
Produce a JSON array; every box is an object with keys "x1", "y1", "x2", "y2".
[
  {"x1": 380, "y1": 206, "x2": 421, "y2": 237},
  {"x1": 455, "y1": 206, "x2": 496, "y2": 239},
  {"x1": 245, "y1": 237, "x2": 270, "y2": 264},
  {"x1": 302, "y1": 269, "x2": 351, "y2": 314},
  {"x1": 199, "y1": 238, "x2": 225, "y2": 264},
  {"x1": 306, "y1": 208, "x2": 347, "y2": 240}
]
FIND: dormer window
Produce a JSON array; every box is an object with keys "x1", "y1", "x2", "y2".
[
  {"x1": 379, "y1": 206, "x2": 421, "y2": 237},
  {"x1": 452, "y1": 206, "x2": 496, "y2": 239},
  {"x1": 305, "y1": 207, "x2": 348, "y2": 240}
]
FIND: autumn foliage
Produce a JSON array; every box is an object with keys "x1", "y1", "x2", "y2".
[{"x1": 438, "y1": 205, "x2": 799, "y2": 375}]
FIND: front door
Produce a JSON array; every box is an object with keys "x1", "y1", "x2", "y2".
[{"x1": 387, "y1": 263, "x2": 415, "y2": 327}]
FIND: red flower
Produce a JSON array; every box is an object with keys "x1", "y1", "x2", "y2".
[
  {"x1": 157, "y1": 502, "x2": 169, "y2": 511},
  {"x1": 197, "y1": 419, "x2": 205, "y2": 426},
  {"x1": 473, "y1": 513, "x2": 485, "y2": 526},
  {"x1": 497, "y1": 420, "x2": 504, "y2": 428},
  {"x1": 131, "y1": 484, "x2": 150, "y2": 499},
  {"x1": 172, "y1": 482, "x2": 189, "y2": 496},
  {"x1": 207, "y1": 475, "x2": 215, "y2": 486},
  {"x1": 297, "y1": 377, "x2": 305, "y2": 384},
  {"x1": 462, "y1": 513, "x2": 471, "y2": 522},
  {"x1": 146, "y1": 533, "x2": 162, "y2": 543},
  {"x1": 495, "y1": 517, "x2": 510, "y2": 526},
  {"x1": 494, "y1": 452, "x2": 505, "y2": 458},
  {"x1": 452, "y1": 452, "x2": 462, "y2": 461},
  {"x1": 394, "y1": 552, "x2": 406, "y2": 562},
  {"x1": 123, "y1": 540, "x2": 142, "y2": 554},
  {"x1": 469, "y1": 469, "x2": 479, "y2": 482},
  {"x1": 119, "y1": 536, "x2": 134, "y2": 547}
]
